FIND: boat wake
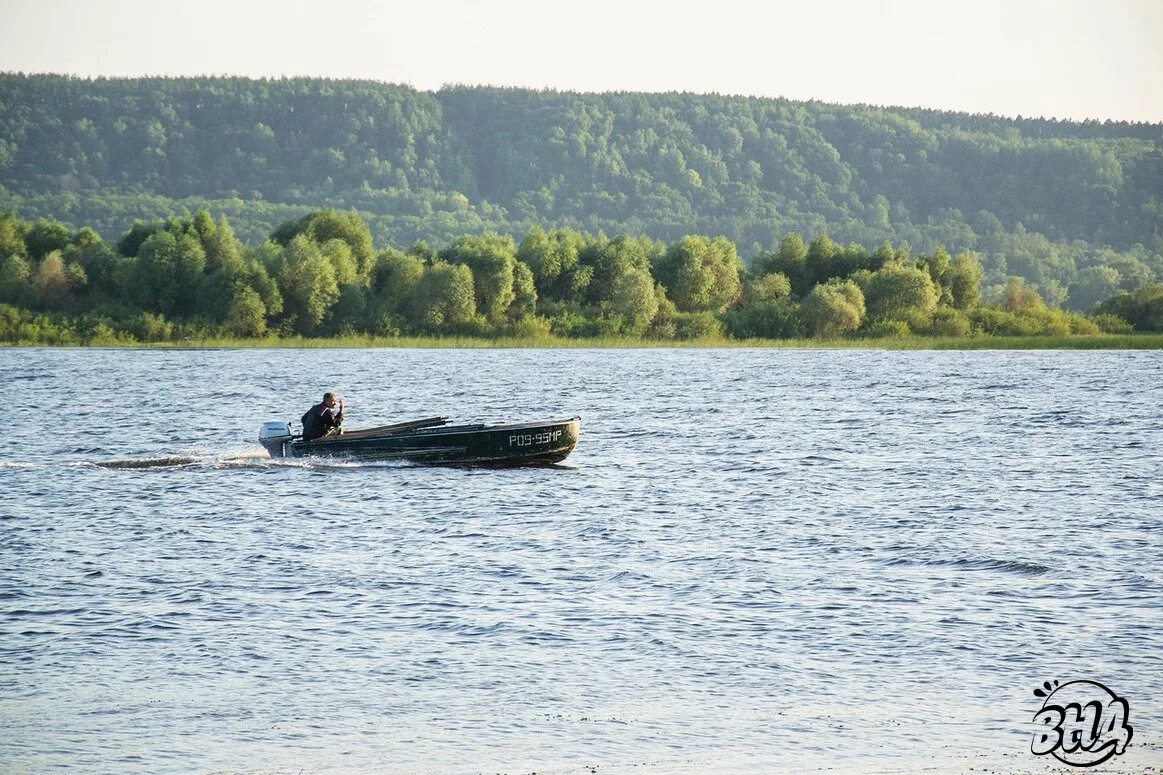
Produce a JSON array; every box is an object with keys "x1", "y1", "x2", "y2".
[
  {"x1": 94, "y1": 449, "x2": 418, "y2": 471},
  {"x1": 96, "y1": 455, "x2": 203, "y2": 469},
  {"x1": 0, "y1": 448, "x2": 416, "y2": 472}
]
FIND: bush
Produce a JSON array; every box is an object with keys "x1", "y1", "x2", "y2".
[
  {"x1": 967, "y1": 304, "x2": 1098, "y2": 337},
  {"x1": 1034, "y1": 309, "x2": 1072, "y2": 336},
  {"x1": 1133, "y1": 284, "x2": 1163, "y2": 331},
  {"x1": 367, "y1": 312, "x2": 405, "y2": 337},
  {"x1": 863, "y1": 319, "x2": 911, "y2": 338},
  {"x1": 170, "y1": 320, "x2": 220, "y2": 341},
  {"x1": 547, "y1": 309, "x2": 588, "y2": 337},
  {"x1": 0, "y1": 303, "x2": 25, "y2": 340},
  {"x1": 84, "y1": 321, "x2": 135, "y2": 345},
  {"x1": 723, "y1": 299, "x2": 803, "y2": 339},
  {"x1": 445, "y1": 314, "x2": 494, "y2": 337},
  {"x1": 646, "y1": 314, "x2": 676, "y2": 340},
  {"x1": 1065, "y1": 314, "x2": 1100, "y2": 335},
  {"x1": 746, "y1": 272, "x2": 792, "y2": 303},
  {"x1": 800, "y1": 280, "x2": 865, "y2": 337},
  {"x1": 999, "y1": 276, "x2": 1048, "y2": 315},
  {"x1": 969, "y1": 306, "x2": 1042, "y2": 336},
  {"x1": 1094, "y1": 283, "x2": 1163, "y2": 331},
  {"x1": 9, "y1": 313, "x2": 79, "y2": 344},
  {"x1": 506, "y1": 315, "x2": 553, "y2": 340},
  {"x1": 862, "y1": 265, "x2": 938, "y2": 319},
  {"x1": 129, "y1": 311, "x2": 174, "y2": 341},
  {"x1": 674, "y1": 311, "x2": 724, "y2": 340},
  {"x1": 926, "y1": 308, "x2": 971, "y2": 336},
  {"x1": 535, "y1": 299, "x2": 585, "y2": 336},
  {"x1": 573, "y1": 314, "x2": 628, "y2": 338},
  {"x1": 897, "y1": 308, "x2": 933, "y2": 333},
  {"x1": 1088, "y1": 313, "x2": 1133, "y2": 334},
  {"x1": 646, "y1": 287, "x2": 678, "y2": 339}
]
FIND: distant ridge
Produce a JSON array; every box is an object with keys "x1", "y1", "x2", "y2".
[{"x1": 1, "y1": 73, "x2": 1160, "y2": 297}]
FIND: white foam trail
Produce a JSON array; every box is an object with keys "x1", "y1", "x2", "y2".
[{"x1": 5, "y1": 447, "x2": 419, "y2": 471}]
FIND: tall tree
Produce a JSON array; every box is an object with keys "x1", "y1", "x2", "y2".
[
  {"x1": 945, "y1": 253, "x2": 983, "y2": 310},
  {"x1": 861, "y1": 265, "x2": 939, "y2": 320},
  {"x1": 126, "y1": 231, "x2": 206, "y2": 315},
  {"x1": 25, "y1": 220, "x2": 72, "y2": 261},
  {"x1": 277, "y1": 235, "x2": 340, "y2": 332},
  {"x1": 439, "y1": 233, "x2": 519, "y2": 322},
  {"x1": 753, "y1": 233, "x2": 809, "y2": 295},
  {"x1": 225, "y1": 286, "x2": 267, "y2": 337},
  {"x1": 370, "y1": 248, "x2": 425, "y2": 313},
  {"x1": 410, "y1": 262, "x2": 476, "y2": 328},
  {"x1": 271, "y1": 209, "x2": 376, "y2": 280},
  {"x1": 1067, "y1": 265, "x2": 1121, "y2": 311},
  {"x1": 516, "y1": 227, "x2": 584, "y2": 298},
  {"x1": 606, "y1": 268, "x2": 658, "y2": 335},
  {"x1": 0, "y1": 254, "x2": 31, "y2": 305},
  {"x1": 655, "y1": 235, "x2": 742, "y2": 312}
]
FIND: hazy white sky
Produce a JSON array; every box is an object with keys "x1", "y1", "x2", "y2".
[{"x1": 3, "y1": 0, "x2": 1161, "y2": 122}]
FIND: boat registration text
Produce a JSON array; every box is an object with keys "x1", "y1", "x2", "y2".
[{"x1": 509, "y1": 429, "x2": 563, "y2": 447}]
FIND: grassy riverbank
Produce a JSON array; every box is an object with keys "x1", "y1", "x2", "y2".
[{"x1": 7, "y1": 333, "x2": 1163, "y2": 350}]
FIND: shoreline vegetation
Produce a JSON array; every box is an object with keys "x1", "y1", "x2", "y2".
[
  {"x1": 5, "y1": 334, "x2": 1163, "y2": 351},
  {"x1": 1, "y1": 208, "x2": 1161, "y2": 349},
  {"x1": 4, "y1": 332, "x2": 1158, "y2": 346}
]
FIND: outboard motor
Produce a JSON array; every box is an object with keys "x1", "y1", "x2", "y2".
[{"x1": 258, "y1": 421, "x2": 293, "y2": 458}]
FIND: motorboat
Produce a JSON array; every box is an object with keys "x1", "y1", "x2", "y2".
[{"x1": 257, "y1": 415, "x2": 580, "y2": 466}]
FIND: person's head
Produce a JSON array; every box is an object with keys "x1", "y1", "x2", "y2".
[{"x1": 323, "y1": 392, "x2": 338, "y2": 407}]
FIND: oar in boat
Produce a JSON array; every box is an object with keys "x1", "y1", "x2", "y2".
[{"x1": 319, "y1": 416, "x2": 451, "y2": 440}]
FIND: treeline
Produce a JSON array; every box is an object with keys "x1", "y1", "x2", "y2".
[
  {"x1": 2, "y1": 209, "x2": 1160, "y2": 345},
  {"x1": 1, "y1": 75, "x2": 1161, "y2": 311}
]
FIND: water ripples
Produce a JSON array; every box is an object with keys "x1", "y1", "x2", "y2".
[{"x1": 1, "y1": 347, "x2": 1161, "y2": 774}]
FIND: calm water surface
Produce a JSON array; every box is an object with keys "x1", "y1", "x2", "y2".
[{"x1": 2, "y1": 347, "x2": 1161, "y2": 774}]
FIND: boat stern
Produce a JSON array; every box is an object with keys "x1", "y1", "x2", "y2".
[{"x1": 258, "y1": 421, "x2": 294, "y2": 457}]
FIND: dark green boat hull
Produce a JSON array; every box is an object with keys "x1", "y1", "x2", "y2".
[{"x1": 267, "y1": 417, "x2": 580, "y2": 467}]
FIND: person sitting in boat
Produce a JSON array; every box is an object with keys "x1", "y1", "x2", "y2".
[{"x1": 301, "y1": 392, "x2": 344, "y2": 441}]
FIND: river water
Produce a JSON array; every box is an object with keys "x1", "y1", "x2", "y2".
[{"x1": 2, "y1": 347, "x2": 1161, "y2": 774}]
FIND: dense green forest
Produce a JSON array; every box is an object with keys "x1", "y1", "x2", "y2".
[
  {"x1": 2, "y1": 207, "x2": 1160, "y2": 345},
  {"x1": 0, "y1": 73, "x2": 1161, "y2": 324}
]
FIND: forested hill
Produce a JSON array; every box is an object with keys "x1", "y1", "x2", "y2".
[{"x1": 2, "y1": 73, "x2": 1161, "y2": 306}]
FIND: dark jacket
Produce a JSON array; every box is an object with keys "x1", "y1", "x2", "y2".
[{"x1": 301, "y1": 402, "x2": 342, "y2": 441}]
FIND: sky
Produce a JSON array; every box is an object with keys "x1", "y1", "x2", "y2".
[{"x1": 2, "y1": 0, "x2": 1161, "y2": 123}]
